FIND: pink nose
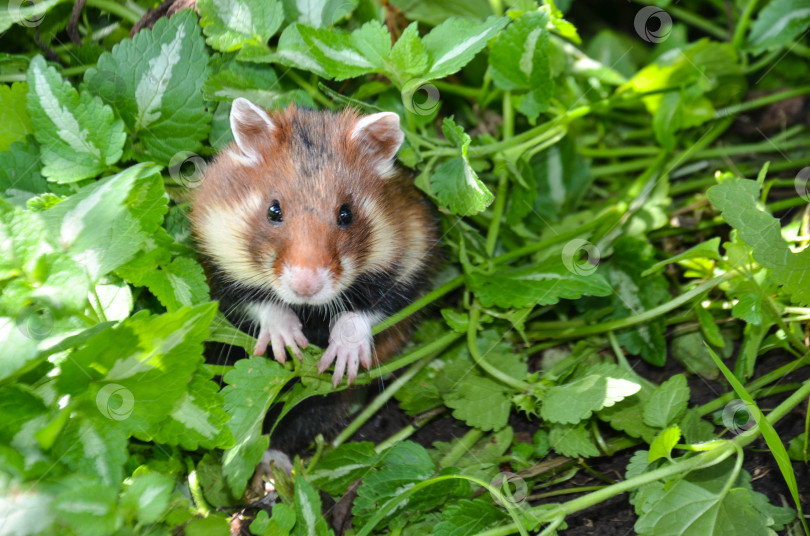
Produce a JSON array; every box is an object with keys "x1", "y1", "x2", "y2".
[{"x1": 288, "y1": 267, "x2": 326, "y2": 297}]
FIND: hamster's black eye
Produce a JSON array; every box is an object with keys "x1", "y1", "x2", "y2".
[
  {"x1": 267, "y1": 200, "x2": 283, "y2": 223},
  {"x1": 337, "y1": 203, "x2": 353, "y2": 227}
]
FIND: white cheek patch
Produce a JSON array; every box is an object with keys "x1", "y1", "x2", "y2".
[
  {"x1": 360, "y1": 197, "x2": 399, "y2": 272},
  {"x1": 199, "y1": 195, "x2": 276, "y2": 289}
]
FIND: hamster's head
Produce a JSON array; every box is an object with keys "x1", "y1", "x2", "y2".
[{"x1": 191, "y1": 98, "x2": 406, "y2": 307}]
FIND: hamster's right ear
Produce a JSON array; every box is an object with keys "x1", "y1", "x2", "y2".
[{"x1": 230, "y1": 98, "x2": 275, "y2": 164}]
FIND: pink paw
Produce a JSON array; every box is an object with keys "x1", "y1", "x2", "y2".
[{"x1": 249, "y1": 303, "x2": 308, "y2": 364}]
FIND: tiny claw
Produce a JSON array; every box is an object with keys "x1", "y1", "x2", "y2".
[
  {"x1": 271, "y1": 336, "x2": 287, "y2": 364},
  {"x1": 319, "y1": 346, "x2": 337, "y2": 374}
]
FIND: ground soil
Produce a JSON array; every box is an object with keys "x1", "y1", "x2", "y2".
[{"x1": 349, "y1": 349, "x2": 810, "y2": 535}]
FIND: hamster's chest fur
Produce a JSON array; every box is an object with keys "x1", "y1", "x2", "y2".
[{"x1": 191, "y1": 100, "x2": 439, "y2": 386}]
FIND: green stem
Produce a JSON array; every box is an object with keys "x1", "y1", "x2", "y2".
[
  {"x1": 714, "y1": 86, "x2": 810, "y2": 119},
  {"x1": 469, "y1": 307, "x2": 533, "y2": 391},
  {"x1": 486, "y1": 173, "x2": 509, "y2": 257},
  {"x1": 285, "y1": 70, "x2": 334, "y2": 109},
  {"x1": 531, "y1": 275, "x2": 731, "y2": 340},
  {"x1": 432, "y1": 81, "x2": 483, "y2": 99},
  {"x1": 579, "y1": 146, "x2": 660, "y2": 158},
  {"x1": 439, "y1": 428, "x2": 485, "y2": 468},
  {"x1": 732, "y1": 0, "x2": 759, "y2": 49},
  {"x1": 528, "y1": 485, "x2": 607, "y2": 501},
  {"x1": 494, "y1": 208, "x2": 620, "y2": 265},
  {"x1": 698, "y1": 355, "x2": 810, "y2": 417},
  {"x1": 372, "y1": 276, "x2": 463, "y2": 335},
  {"x1": 367, "y1": 331, "x2": 462, "y2": 379},
  {"x1": 375, "y1": 410, "x2": 442, "y2": 452},
  {"x1": 186, "y1": 457, "x2": 211, "y2": 516},
  {"x1": 85, "y1": 0, "x2": 141, "y2": 24}
]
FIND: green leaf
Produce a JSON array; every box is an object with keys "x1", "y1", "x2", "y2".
[
  {"x1": 129, "y1": 256, "x2": 210, "y2": 312},
  {"x1": 0, "y1": 82, "x2": 33, "y2": 151},
  {"x1": 606, "y1": 237, "x2": 670, "y2": 366},
  {"x1": 0, "y1": 0, "x2": 63, "y2": 34},
  {"x1": 422, "y1": 16, "x2": 508, "y2": 80},
  {"x1": 642, "y1": 237, "x2": 722, "y2": 276},
  {"x1": 670, "y1": 330, "x2": 720, "y2": 380},
  {"x1": 274, "y1": 24, "x2": 330, "y2": 78},
  {"x1": 282, "y1": 0, "x2": 359, "y2": 28},
  {"x1": 643, "y1": 374, "x2": 690, "y2": 428},
  {"x1": 83, "y1": 11, "x2": 211, "y2": 165},
  {"x1": 120, "y1": 471, "x2": 175, "y2": 524},
  {"x1": 431, "y1": 156, "x2": 494, "y2": 216},
  {"x1": 198, "y1": 0, "x2": 283, "y2": 54},
  {"x1": 151, "y1": 368, "x2": 234, "y2": 450},
  {"x1": 648, "y1": 425, "x2": 681, "y2": 462},
  {"x1": 445, "y1": 375, "x2": 511, "y2": 431},
  {"x1": 598, "y1": 395, "x2": 659, "y2": 443},
  {"x1": 548, "y1": 422, "x2": 600, "y2": 457},
  {"x1": 636, "y1": 476, "x2": 786, "y2": 536},
  {"x1": 435, "y1": 499, "x2": 508, "y2": 536},
  {"x1": 541, "y1": 373, "x2": 640, "y2": 424},
  {"x1": 52, "y1": 412, "x2": 128, "y2": 487},
  {"x1": 695, "y1": 305, "x2": 724, "y2": 348},
  {"x1": 489, "y1": 11, "x2": 551, "y2": 94},
  {"x1": 308, "y1": 442, "x2": 379, "y2": 496},
  {"x1": 679, "y1": 408, "x2": 715, "y2": 444},
  {"x1": 747, "y1": 0, "x2": 810, "y2": 53},
  {"x1": 705, "y1": 343, "x2": 808, "y2": 533},
  {"x1": 468, "y1": 261, "x2": 612, "y2": 309},
  {"x1": 58, "y1": 306, "x2": 217, "y2": 437},
  {"x1": 26, "y1": 56, "x2": 125, "y2": 183},
  {"x1": 52, "y1": 478, "x2": 118, "y2": 536},
  {"x1": 0, "y1": 138, "x2": 48, "y2": 200},
  {"x1": 294, "y1": 474, "x2": 333, "y2": 536},
  {"x1": 709, "y1": 178, "x2": 810, "y2": 305},
  {"x1": 221, "y1": 356, "x2": 292, "y2": 496},
  {"x1": 41, "y1": 163, "x2": 166, "y2": 281},
  {"x1": 390, "y1": 22, "x2": 428, "y2": 79},
  {"x1": 297, "y1": 21, "x2": 389, "y2": 80}
]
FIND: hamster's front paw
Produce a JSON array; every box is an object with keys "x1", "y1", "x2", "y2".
[
  {"x1": 319, "y1": 312, "x2": 375, "y2": 386},
  {"x1": 249, "y1": 302, "x2": 309, "y2": 364}
]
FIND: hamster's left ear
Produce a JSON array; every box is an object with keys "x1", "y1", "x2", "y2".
[
  {"x1": 350, "y1": 112, "x2": 404, "y2": 177},
  {"x1": 230, "y1": 97, "x2": 275, "y2": 164}
]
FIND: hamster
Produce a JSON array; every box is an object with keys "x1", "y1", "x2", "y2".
[{"x1": 190, "y1": 98, "x2": 439, "y2": 386}]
